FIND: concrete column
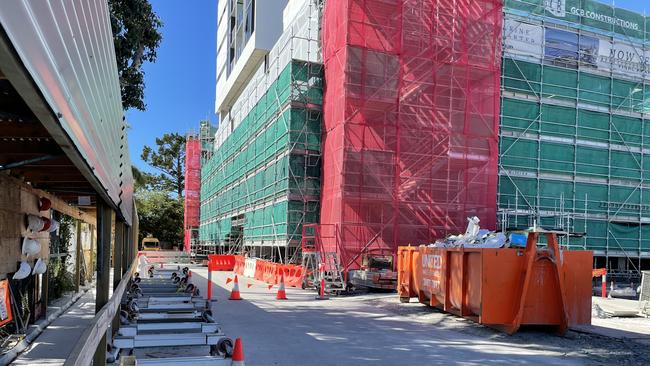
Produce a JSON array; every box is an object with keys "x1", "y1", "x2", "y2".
[{"x1": 93, "y1": 200, "x2": 112, "y2": 366}]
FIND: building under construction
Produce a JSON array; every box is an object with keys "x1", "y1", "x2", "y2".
[{"x1": 195, "y1": 0, "x2": 650, "y2": 277}]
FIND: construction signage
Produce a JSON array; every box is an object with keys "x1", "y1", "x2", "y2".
[
  {"x1": 505, "y1": 18, "x2": 650, "y2": 79},
  {"x1": 507, "y1": 0, "x2": 648, "y2": 41},
  {"x1": 0, "y1": 279, "x2": 13, "y2": 327}
]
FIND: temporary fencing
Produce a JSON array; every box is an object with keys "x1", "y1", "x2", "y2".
[
  {"x1": 207, "y1": 254, "x2": 236, "y2": 271},
  {"x1": 243, "y1": 258, "x2": 256, "y2": 277},
  {"x1": 234, "y1": 257, "x2": 304, "y2": 288},
  {"x1": 320, "y1": 0, "x2": 503, "y2": 270},
  {"x1": 234, "y1": 255, "x2": 246, "y2": 275}
]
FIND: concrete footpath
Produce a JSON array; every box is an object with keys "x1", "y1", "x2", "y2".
[
  {"x1": 190, "y1": 268, "x2": 582, "y2": 366},
  {"x1": 11, "y1": 289, "x2": 96, "y2": 365}
]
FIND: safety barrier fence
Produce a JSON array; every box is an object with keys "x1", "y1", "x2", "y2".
[
  {"x1": 207, "y1": 254, "x2": 236, "y2": 271},
  {"x1": 212, "y1": 254, "x2": 305, "y2": 288}
]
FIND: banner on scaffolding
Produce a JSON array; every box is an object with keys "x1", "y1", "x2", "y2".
[
  {"x1": 505, "y1": 18, "x2": 650, "y2": 80},
  {"x1": 507, "y1": 0, "x2": 647, "y2": 41}
]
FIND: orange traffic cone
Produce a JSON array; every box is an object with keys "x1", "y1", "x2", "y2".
[
  {"x1": 276, "y1": 274, "x2": 287, "y2": 300},
  {"x1": 229, "y1": 275, "x2": 242, "y2": 300},
  {"x1": 231, "y1": 337, "x2": 245, "y2": 365}
]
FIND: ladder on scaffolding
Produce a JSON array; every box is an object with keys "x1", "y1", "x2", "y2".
[{"x1": 300, "y1": 224, "x2": 346, "y2": 293}]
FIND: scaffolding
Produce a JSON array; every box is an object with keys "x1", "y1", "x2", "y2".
[
  {"x1": 320, "y1": 0, "x2": 503, "y2": 271},
  {"x1": 500, "y1": 0, "x2": 650, "y2": 275},
  {"x1": 199, "y1": 1, "x2": 322, "y2": 262},
  {"x1": 184, "y1": 135, "x2": 201, "y2": 254}
]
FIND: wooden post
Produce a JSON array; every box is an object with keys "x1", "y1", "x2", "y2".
[
  {"x1": 90, "y1": 225, "x2": 95, "y2": 282},
  {"x1": 93, "y1": 201, "x2": 112, "y2": 366},
  {"x1": 75, "y1": 220, "x2": 82, "y2": 292},
  {"x1": 122, "y1": 226, "x2": 130, "y2": 276},
  {"x1": 111, "y1": 222, "x2": 123, "y2": 332}
]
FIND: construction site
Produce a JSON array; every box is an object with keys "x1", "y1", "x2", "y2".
[{"x1": 3, "y1": 0, "x2": 650, "y2": 365}]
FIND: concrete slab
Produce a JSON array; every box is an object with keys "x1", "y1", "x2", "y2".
[
  {"x1": 592, "y1": 297, "x2": 640, "y2": 317},
  {"x1": 190, "y1": 268, "x2": 586, "y2": 366},
  {"x1": 11, "y1": 289, "x2": 96, "y2": 365}
]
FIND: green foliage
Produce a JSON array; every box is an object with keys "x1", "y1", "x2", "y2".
[
  {"x1": 109, "y1": 0, "x2": 163, "y2": 111},
  {"x1": 132, "y1": 166, "x2": 157, "y2": 192},
  {"x1": 136, "y1": 190, "x2": 183, "y2": 247},
  {"x1": 47, "y1": 215, "x2": 76, "y2": 300},
  {"x1": 141, "y1": 133, "x2": 186, "y2": 197}
]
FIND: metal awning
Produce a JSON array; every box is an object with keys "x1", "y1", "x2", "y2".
[{"x1": 0, "y1": 0, "x2": 134, "y2": 224}]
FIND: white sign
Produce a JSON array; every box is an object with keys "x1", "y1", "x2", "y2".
[
  {"x1": 544, "y1": 0, "x2": 641, "y2": 32},
  {"x1": 504, "y1": 19, "x2": 544, "y2": 59},
  {"x1": 598, "y1": 40, "x2": 650, "y2": 79}
]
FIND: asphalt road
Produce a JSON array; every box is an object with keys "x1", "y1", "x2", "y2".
[{"x1": 189, "y1": 268, "x2": 582, "y2": 366}]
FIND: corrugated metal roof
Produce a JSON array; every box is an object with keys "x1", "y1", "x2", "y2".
[{"x1": 0, "y1": 0, "x2": 134, "y2": 224}]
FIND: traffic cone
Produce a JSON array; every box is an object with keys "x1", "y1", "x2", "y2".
[
  {"x1": 229, "y1": 275, "x2": 242, "y2": 300},
  {"x1": 276, "y1": 274, "x2": 287, "y2": 300},
  {"x1": 231, "y1": 337, "x2": 245, "y2": 365}
]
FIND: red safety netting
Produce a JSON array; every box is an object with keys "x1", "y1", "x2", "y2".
[
  {"x1": 184, "y1": 137, "x2": 201, "y2": 252},
  {"x1": 320, "y1": 0, "x2": 502, "y2": 270}
]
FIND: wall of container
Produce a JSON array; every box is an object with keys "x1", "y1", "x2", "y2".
[
  {"x1": 321, "y1": 0, "x2": 503, "y2": 271},
  {"x1": 500, "y1": 0, "x2": 650, "y2": 270},
  {"x1": 200, "y1": 1, "x2": 322, "y2": 260}
]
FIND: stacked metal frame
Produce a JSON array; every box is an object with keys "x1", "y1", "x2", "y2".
[
  {"x1": 184, "y1": 136, "x2": 201, "y2": 253},
  {"x1": 320, "y1": 0, "x2": 503, "y2": 270},
  {"x1": 500, "y1": 0, "x2": 650, "y2": 272}
]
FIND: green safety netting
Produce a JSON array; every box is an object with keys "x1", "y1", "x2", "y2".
[{"x1": 200, "y1": 61, "x2": 323, "y2": 245}]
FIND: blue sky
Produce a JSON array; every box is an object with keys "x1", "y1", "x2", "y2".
[
  {"x1": 126, "y1": 0, "x2": 217, "y2": 172},
  {"x1": 127, "y1": 0, "x2": 647, "y2": 172}
]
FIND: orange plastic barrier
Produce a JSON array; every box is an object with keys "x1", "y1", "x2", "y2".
[
  {"x1": 397, "y1": 232, "x2": 592, "y2": 334},
  {"x1": 280, "y1": 264, "x2": 303, "y2": 288},
  {"x1": 254, "y1": 261, "x2": 265, "y2": 281},
  {"x1": 208, "y1": 255, "x2": 236, "y2": 271},
  {"x1": 233, "y1": 255, "x2": 245, "y2": 275},
  {"x1": 246, "y1": 259, "x2": 304, "y2": 287}
]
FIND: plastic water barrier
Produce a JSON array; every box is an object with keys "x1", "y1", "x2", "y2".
[
  {"x1": 207, "y1": 255, "x2": 236, "y2": 271},
  {"x1": 244, "y1": 258, "x2": 257, "y2": 278}
]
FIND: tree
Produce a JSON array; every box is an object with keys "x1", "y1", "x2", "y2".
[
  {"x1": 109, "y1": 0, "x2": 163, "y2": 111},
  {"x1": 141, "y1": 133, "x2": 186, "y2": 197},
  {"x1": 132, "y1": 166, "x2": 156, "y2": 192},
  {"x1": 136, "y1": 191, "x2": 184, "y2": 248}
]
